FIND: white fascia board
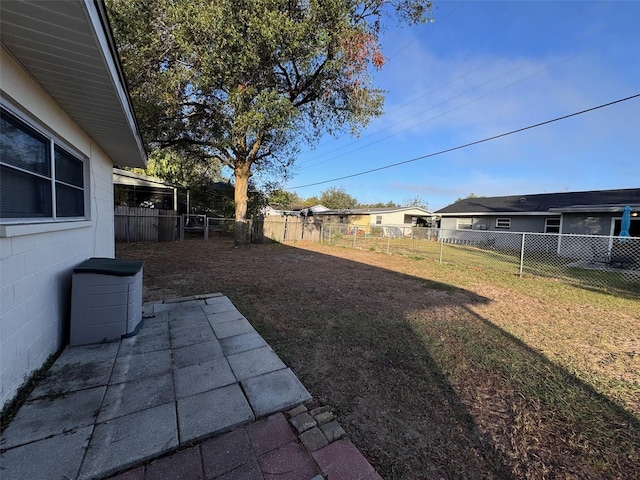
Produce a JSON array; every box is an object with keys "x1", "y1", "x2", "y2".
[{"x1": 83, "y1": 0, "x2": 147, "y2": 167}]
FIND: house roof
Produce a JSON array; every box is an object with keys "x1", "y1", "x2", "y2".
[
  {"x1": 436, "y1": 188, "x2": 640, "y2": 216},
  {"x1": 319, "y1": 206, "x2": 433, "y2": 216},
  {"x1": 1, "y1": 0, "x2": 146, "y2": 168},
  {"x1": 113, "y1": 168, "x2": 175, "y2": 189}
]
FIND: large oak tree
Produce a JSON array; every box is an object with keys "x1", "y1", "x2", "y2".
[{"x1": 107, "y1": 0, "x2": 432, "y2": 244}]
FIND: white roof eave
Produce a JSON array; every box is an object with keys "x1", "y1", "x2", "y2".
[{"x1": 0, "y1": 0, "x2": 146, "y2": 168}]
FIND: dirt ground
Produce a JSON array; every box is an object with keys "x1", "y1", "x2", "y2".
[{"x1": 117, "y1": 239, "x2": 640, "y2": 480}]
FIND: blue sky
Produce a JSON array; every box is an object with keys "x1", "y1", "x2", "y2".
[{"x1": 282, "y1": 1, "x2": 640, "y2": 211}]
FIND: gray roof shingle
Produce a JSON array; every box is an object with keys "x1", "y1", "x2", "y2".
[{"x1": 436, "y1": 188, "x2": 640, "y2": 214}]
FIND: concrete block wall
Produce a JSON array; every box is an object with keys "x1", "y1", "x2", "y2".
[
  {"x1": 1, "y1": 48, "x2": 116, "y2": 407},
  {"x1": 0, "y1": 159, "x2": 115, "y2": 407}
]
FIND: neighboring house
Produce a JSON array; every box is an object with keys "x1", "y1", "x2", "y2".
[
  {"x1": 114, "y1": 168, "x2": 178, "y2": 211},
  {"x1": 262, "y1": 204, "x2": 330, "y2": 217},
  {"x1": 0, "y1": 1, "x2": 146, "y2": 407},
  {"x1": 436, "y1": 189, "x2": 640, "y2": 237},
  {"x1": 314, "y1": 206, "x2": 434, "y2": 228}
]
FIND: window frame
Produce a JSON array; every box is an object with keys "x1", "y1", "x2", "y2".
[
  {"x1": 375, "y1": 215, "x2": 382, "y2": 225},
  {"x1": 1, "y1": 104, "x2": 89, "y2": 224},
  {"x1": 545, "y1": 217, "x2": 561, "y2": 234},
  {"x1": 495, "y1": 217, "x2": 511, "y2": 229}
]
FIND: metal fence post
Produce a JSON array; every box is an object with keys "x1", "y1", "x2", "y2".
[
  {"x1": 353, "y1": 226, "x2": 357, "y2": 248},
  {"x1": 519, "y1": 233, "x2": 526, "y2": 277},
  {"x1": 204, "y1": 216, "x2": 209, "y2": 241},
  {"x1": 439, "y1": 236, "x2": 443, "y2": 264},
  {"x1": 386, "y1": 233, "x2": 390, "y2": 254},
  {"x1": 179, "y1": 215, "x2": 185, "y2": 241}
]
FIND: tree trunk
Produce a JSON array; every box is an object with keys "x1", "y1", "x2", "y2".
[{"x1": 233, "y1": 162, "x2": 251, "y2": 245}]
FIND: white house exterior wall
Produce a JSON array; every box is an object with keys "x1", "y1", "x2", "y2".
[
  {"x1": 372, "y1": 209, "x2": 429, "y2": 226},
  {"x1": 1, "y1": 48, "x2": 115, "y2": 406}
]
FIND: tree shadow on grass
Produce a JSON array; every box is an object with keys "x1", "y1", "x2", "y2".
[{"x1": 117, "y1": 239, "x2": 639, "y2": 479}]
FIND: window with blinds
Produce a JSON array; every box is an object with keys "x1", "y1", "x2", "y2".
[{"x1": 1, "y1": 107, "x2": 86, "y2": 220}]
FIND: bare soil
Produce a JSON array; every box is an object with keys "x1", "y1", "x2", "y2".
[{"x1": 117, "y1": 239, "x2": 640, "y2": 480}]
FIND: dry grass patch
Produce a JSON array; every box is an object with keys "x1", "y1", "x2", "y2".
[{"x1": 118, "y1": 239, "x2": 640, "y2": 479}]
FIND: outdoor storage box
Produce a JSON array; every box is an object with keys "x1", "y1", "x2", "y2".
[{"x1": 70, "y1": 258, "x2": 144, "y2": 346}]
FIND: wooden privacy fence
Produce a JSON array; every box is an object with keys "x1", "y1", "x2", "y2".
[
  {"x1": 255, "y1": 217, "x2": 322, "y2": 243},
  {"x1": 114, "y1": 206, "x2": 177, "y2": 242}
]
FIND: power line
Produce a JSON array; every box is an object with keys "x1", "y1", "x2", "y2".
[
  {"x1": 286, "y1": 94, "x2": 639, "y2": 190},
  {"x1": 297, "y1": 3, "x2": 639, "y2": 169}
]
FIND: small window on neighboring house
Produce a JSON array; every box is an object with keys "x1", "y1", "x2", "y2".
[
  {"x1": 457, "y1": 218, "x2": 472, "y2": 229},
  {"x1": 1, "y1": 107, "x2": 86, "y2": 221},
  {"x1": 545, "y1": 217, "x2": 560, "y2": 233},
  {"x1": 496, "y1": 218, "x2": 511, "y2": 229},
  {"x1": 375, "y1": 215, "x2": 382, "y2": 225},
  {"x1": 338, "y1": 216, "x2": 345, "y2": 223}
]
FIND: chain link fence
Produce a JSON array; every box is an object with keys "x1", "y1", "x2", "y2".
[
  {"x1": 319, "y1": 223, "x2": 639, "y2": 296},
  {"x1": 114, "y1": 214, "x2": 639, "y2": 296}
]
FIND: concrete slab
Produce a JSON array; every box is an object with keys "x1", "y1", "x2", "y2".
[
  {"x1": 242, "y1": 369, "x2": 311, "y2": 418},
  {"x1": 169, "y1": 306, "x2": 205, "y2": 321},
  {"x1": 174, "y1": 299, "x2": 207, "y2": 308},
  {"x1": 163, "y1": 296, "x2": 196, "y2": 304},
  {"x1": 172, "y1": 340, "x2": 224, "y2": 368},
  {"x1": 170, "y1": 324, "x2": 217, "y2": 348},
  {"x1": 30, "y1": 358, "x2": 113, "y2": 398},
  {"x1": 174, "y1": 357, "x2": 236, "y2": 399},
  {"x1": 79, "y1": 403, "x2": 178, "y2": 480},
  {"x1": 0, "y1": 386, "x2": 105, "y2": 449},
  {"x1": 110, "y1": 349, "x2": 172, "y2": 385},
  {"x1": 203, "y1": 296, "x2": 236, "y2": 313},
  {"x1": 194, "y1": 292, "x2": 224, "y2": 300},
  {"x1": 219, "y1": 331, "x2": 268, "y2": 356},
  {"x1": 206, "y1": 310, "x2": 245, "y2": 325},
  {"x1": 118, "y1": 331, "x2": 171, "y2": 356},
  {"x1": 227, "y1": 346, "x2": 286, "y2": 381},
  {"x1": 98, "y1": 372, "x2": 175, "y2": 423},
  {"x1": 212, "y1": 318, "x2": 255, "y2": 339},
  {"x1": 54, "y1": 342, "x2": 120, "y2": 367},
  {"x1": 150, "y1": 303, "x2": 177, "y2": 313},
  {"x1": 169, "y1": 315, "x2": 210, "y2": 332},
  {"x1": 135, "y1": 316, "x2": 170, "y2": 338},
  {"x1": 177, "y1": 383, "x2": 254, "y2": 444},
  {"x1": 0, "y1": 425, "x2": 93, "y2": 480}
]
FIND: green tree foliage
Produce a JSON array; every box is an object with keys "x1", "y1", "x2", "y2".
[
  {"x1": 454, "y1": 193, "x2": 484, "y2": 203},
  {"x1": 319, "y1": 186, "x2": 359, "y2": 209},
  {"x1": 267, "y1": 189, "x2": 303, "y2": 208},
  {"x1": 129, "y1": 148, "x2": 222, "y2": 189},
  {"x1": 303, "y1": 195, "x2": 322, "y2": 207},
  {"x1": 402, "y1": 195, "x2": 428, "y2": 209},
  {"x1": 359, "y1": 200, "x2": 400, "y2": 208},
  {"x1": 106, "y1": 0, "x2": 432, "y2": 243}
]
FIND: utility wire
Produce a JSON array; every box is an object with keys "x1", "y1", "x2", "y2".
[
  {"x1": 298, "y1": 4, "x2": 639, "y2": 167},
  {"x1": 287, "y1": 94, "x2": 639, "y2": 190}
]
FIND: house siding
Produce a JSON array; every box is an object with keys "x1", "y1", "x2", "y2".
[
  {"x1": 1, "y1": 48, "x2": 115, "y2": 406},
  {"x1": 441, "y1": 215, "x2": 553, "y2": 233}
]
